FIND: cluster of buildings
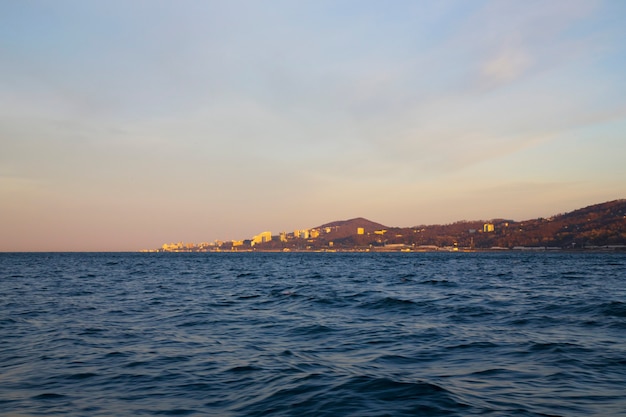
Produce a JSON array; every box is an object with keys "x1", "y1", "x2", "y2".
[
  {"x1": 147, "y1": 226, "x2": 343, "y2": 253},
  {"x1": 158, "y1": 241, "x2": 213, "y2": 252},
  {"x1": 142, "y1": 220, "x2": 507, "y2": 253}
]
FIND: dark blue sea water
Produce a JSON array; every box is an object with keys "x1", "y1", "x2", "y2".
[{"x1": 1, "y1": 252, "x2": 626, "y2": 416}]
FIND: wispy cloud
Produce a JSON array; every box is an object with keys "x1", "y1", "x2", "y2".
[{"x1": 481, "y1": 46, "x2": 532, "y2": 84}]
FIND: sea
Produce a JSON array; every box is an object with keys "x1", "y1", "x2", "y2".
[{"x1": 1, "y1": 252, "x2": 625, "y2": 416}]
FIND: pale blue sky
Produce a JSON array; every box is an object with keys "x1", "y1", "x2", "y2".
[{"x1": 1, "y1": 0, "x2": 625, "y2": 251}]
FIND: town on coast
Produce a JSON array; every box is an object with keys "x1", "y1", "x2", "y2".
[{"x1": 141, "y1": 200, "x2": 626, "y2": 253}]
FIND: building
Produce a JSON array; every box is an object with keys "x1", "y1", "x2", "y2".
[
  {"x1": 483, "y1": 223, "x2": 495, "y2": 233},
  {"x1": 251, "y1": 231, "x2": 272, "y2": 246},
  {"x1": 162, "y1": 242, "x2": 186, "y2": 251},
  {"x1": 357, "y1": 227, "x2": 365, "y2": 235},
  {"x1": 295, "y1": 229, "x2": 310, "y2": 239}
]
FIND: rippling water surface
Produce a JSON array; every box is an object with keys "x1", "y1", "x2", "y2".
[{"x1": 1, "y1": 252, "x2": 626, "y2": 416}]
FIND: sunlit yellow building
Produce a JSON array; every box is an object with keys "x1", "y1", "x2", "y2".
[
  {"x1": 251, "y1": 231, "x2": 272, "y2": 246},
  {"x1": 295, "y1": 229, "x2": 310, "y2": 239}
]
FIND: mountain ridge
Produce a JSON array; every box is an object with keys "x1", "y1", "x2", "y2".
[
  {"x1": 149, "y1": 199, "x2": 626, "y2": 252},
  {"x1": 318, "y1": 217, "x2": 387, "y2": 230},
  {"x1": 260, "y1": 199, "x2": 626, "y2": 251}
]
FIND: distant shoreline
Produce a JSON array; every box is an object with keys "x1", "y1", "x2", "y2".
[
  {"x1": 144, "y1": 199, "x2": 626, "y2": 254},
  {"x1": 139, "y1": 246, "x2": 626, "y2": 254}
]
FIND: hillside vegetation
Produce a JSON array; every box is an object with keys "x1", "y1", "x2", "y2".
[
  {"x1": 255, "y1": 199, "x2": 626, "y2": 251},
  {"x1": 151, "y1": 200, "x2": 626, "y2": 252}
]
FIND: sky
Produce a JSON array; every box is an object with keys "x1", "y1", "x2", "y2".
[{"x1": 1, "y1": 0, "x2": 626, "y2": 251}]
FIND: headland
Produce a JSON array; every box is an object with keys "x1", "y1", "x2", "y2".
[{"x1": 142, "y1": 199, "x2": 626, "y2": 253}]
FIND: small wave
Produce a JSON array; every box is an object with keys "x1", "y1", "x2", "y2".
[
  {"x1": 607, "y1": 321, "x2": 626, "y2": 330},
  {"x1": 32, "y1": 393, "x2": 67, "y2": 400},
  {"x1": 78, "y1": 327, "x2": 105, "y2": 335},
  {"x1": 237, "y1": 294, "x2": 261, "y2": 300},
  {"x1": 419, "y1": 279, "x2": 456, "y2": 286},
  {"x1": 360, "y1": 297, "x2": 417, "y2": 310},
  {"x1": 178, "y1": 382, "x2": 212, "y2": 390},
  {"x1": 68, "y1": 289, "x2": 95, "y2": 297},
  {"x1": 155, "y1": 355, "x2": 191, "y2": 365},
  {"x1": 124, "y1": 360, "x2": 149, "y2": 368},
  {"x1": 304, "y1": 291, "x2": 348, "y2": 307},
  {"x1": 270, "y1": 288, "x2": 300, "y2": 298},
  {"x1": 153, "y1": 409, "x2": 195, "y2": 415},
  {"x1": 227, "y1": 365, "x2": 262, "y2": 373},
  {"x1": 105, "y1": 351, "x2": 128, "y2": 357},
  {"x1": 329, "y1": 376, "x2": 469, "y2": 416},
  {"x1": 528, "y1": 341, "x2": 590, "y2": 355},
  {"x1": 399, "y1": 273, "x2": 417, "y2": 281},
  {"x1": 208, "y1": 300, "x2": 236, "y2": 307},
  {"x1": 600, "y1": 301, "x2": 626, "y2": 318},
  {"x1": 447, "y1": 341, "x2": 499, "y2": 351},
  {"x1": 290, "y1": 324, "x2": 336, "y2": 336},
  {"x1": 65, "y1": 372, "x2": 98, "y2": 380},
  {"x1": 374, "y1": 354, "x2": 418, "y2": 365},
  {"x1": 468, "y1": 368, "x2": 508, "y2": 376},
  {"x1": 509, "y1": 317, "x2": 530, "y2": 325},
  {"x1": 338, "y1": 375, "x2": 448, "y2": 398},
  {"x1": 177, "y1": 320, "x2": 212, "y2": 328},
  {"x1": 546, "y1": 370, "x2": 577, "y2": 381},
  {"x1": 238, "y1": 374, "x2": 467, "y2": 416},
  {"x1": 449, "y1": 305, "x2": 494, "y2": 320},
  {"x1": 560, "y1": 271, "x2": 585, "y2": 279},
  {"x1": 309, "y1": 296, "x2": 337, "y2": 306}
]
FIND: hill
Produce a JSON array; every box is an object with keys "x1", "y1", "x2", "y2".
[
  {"x1": 316, "y1": 217, "x2": 388, "y2": 240},
  {"x1": 257, "y1": 199, "x2": 626, "y2": 251},
  {"x1": 149, "y1": 199, "x2": 626, "y2": 252},
  {"x1": 397, "y1": 199, "x2": 626, "y2": 250}
]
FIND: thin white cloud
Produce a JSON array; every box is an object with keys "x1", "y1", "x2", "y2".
[{"x1": 481, "y1": 47, "x2": 532, "y2": 83}]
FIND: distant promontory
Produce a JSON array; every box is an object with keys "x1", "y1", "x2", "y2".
[{"x1": 143, "y1": 199, "x2": 626, "y2": 252}]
